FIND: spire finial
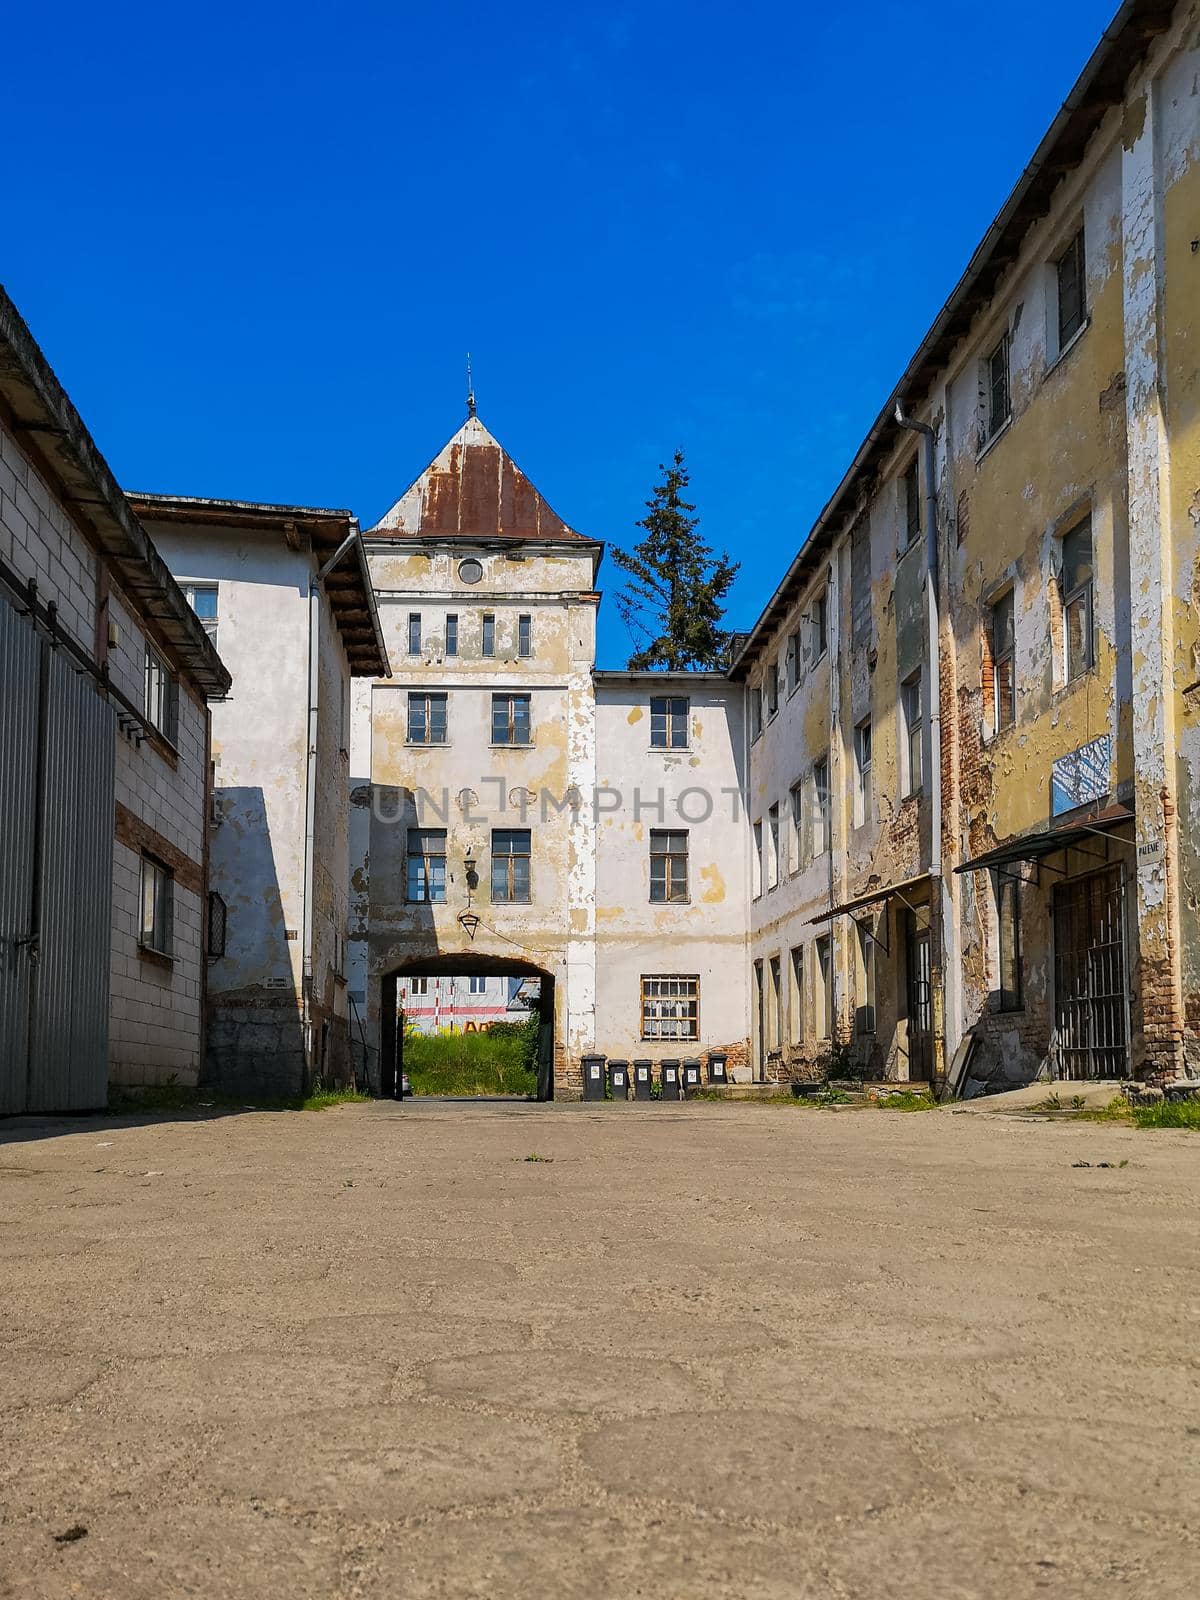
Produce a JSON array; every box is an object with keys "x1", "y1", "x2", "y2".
[{"x1": 466, "y1": 352, "x2": 476, "y2": 419}]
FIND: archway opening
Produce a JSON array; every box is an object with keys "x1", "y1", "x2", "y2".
[{"x1": 379, "y1": 955, "x2": 555, "y2": 1101}]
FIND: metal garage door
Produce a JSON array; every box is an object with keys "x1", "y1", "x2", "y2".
[{"x1": 0, "y1": 593, "x2": 115, "y2": 1113}]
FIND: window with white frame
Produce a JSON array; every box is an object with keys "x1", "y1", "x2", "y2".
[
  {"x1": 182, "y1": 582, "x2": 218, "y2": 644},
  {"x1": 1061, "y1": 517, "x2": 1094, "y2": 683},
  {"x1": 467, "y1": 975, "x2": 487, "y2": 994},
  {"x1": 409, "y1": 976, "x2": 430, "y2": 996},
  {"x1": 641, "y1": 975, "x2": 699, "y2": 1041},
  {"x1": 139, "y1": 855, "x2": 174, "y2": 956},
  {"x1": 901, "y1": 671, "x2": 923, "y2": 796},
  {"x1": 854, "y1": 720, "x2": 872, "y2": 828},
  {"x1": 144, "y1": 643, "x2": 178, "y2": 742}
]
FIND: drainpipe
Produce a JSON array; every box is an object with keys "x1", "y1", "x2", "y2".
[
  {"x1": 300, "y1": 522, "x2": 362, "y2": 1086},
  {"x1": 894, "y1": 403, "x2": 947, "y2": 1086}
]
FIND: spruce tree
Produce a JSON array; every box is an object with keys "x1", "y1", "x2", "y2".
[{"x1": 612, "y1": 450, "x2": 739, "y2": 670}]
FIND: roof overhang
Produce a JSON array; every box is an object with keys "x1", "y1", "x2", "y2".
[
  {"x1": 807, "y1": 871, "x2": 932, "y2": 926},
  {"x1": 954, "y1": 804, "x2": 1134, "y2": 874},
  {"x1": 728, "y1": 0, "x2": 1175, "y2": 680},
  {"x1": 0, "y1": 287, "x2": 231, "y2": 698},
  {"x1": 592, "y1": 669, "x2": 731, "y2": 685},
  {"x1": 127, "y1": 493, "x2": 391, "y2": 678}
]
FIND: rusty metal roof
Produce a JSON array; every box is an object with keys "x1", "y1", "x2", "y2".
[
  {"x1": 0, "y1": 285, "x2": 232, "y2": 699},
  {"x1": 371, "y1": 415, "x2": 594, "y2": 547},
  {"x1": 125, "y1": 493, "x2": 390, "y2": 678}
]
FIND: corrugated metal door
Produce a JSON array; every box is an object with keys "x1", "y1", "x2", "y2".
[{"x1": 0, "y1": 593, "x2": 115, "y2": 1113}]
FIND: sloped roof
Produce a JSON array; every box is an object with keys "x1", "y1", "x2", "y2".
[{"x1": 371, "y1": 415, "x2": 589, "y2": 544}]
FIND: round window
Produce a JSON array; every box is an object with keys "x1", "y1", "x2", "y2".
[{"x1": 457, "y1": 558, "x2": 483, "y2": 585}]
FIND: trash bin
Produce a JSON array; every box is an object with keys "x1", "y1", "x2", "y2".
[
  {"x1": 581, "y1": 1053, "x2": 606, "y2": 1101},
  {"x1": 682, "y1": 1058, "x2": 703, "y2": 1094},
  {"x1": 607, "y1": 1059, "x2": 630, "y2": 1100},
  {"x1": 633, "y1": 1059, "x2": 653, "y2": 1101},
  {"x1": 660, "y1": 1059, "x2": 682, "y2": 1101},
  {"x1": 707, "y1": 1051, "x2": 729, "y2": 1085}
]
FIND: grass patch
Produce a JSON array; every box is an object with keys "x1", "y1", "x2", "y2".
[
  {"x1": 301, "y1": 1086, "x2": 371, "y2": 1111},
  {"x1": 108, "y1": 1082, "x2": 370, "y2": 1115},
  {"x1": 874, "y1": 1090, "x2": 940, "y2": 1112},
  {"x1": 404, "y1": 1028, "x2": 537, "y2": 1097},
  {"x1": 1130, "y1": 1098, "x2": 1200, "y2": 1130}
]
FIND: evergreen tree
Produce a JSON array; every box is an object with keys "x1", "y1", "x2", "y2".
[{"x1": 612, "y1": 450, "x2": 739, "y2": 670}]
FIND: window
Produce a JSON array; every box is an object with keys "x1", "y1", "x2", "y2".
[
  {"x1": 407, "y1": 691, "x2": 448, "y2": 745},
  {"x1": 491, "y1": 692, "x2": 532, "y2": 745},
  {"x1": 901, "y1": 672, "x2": 923, "y2": 797},
  {"x1": 767, "y1": 802, "x2": 780, "y2": 888},
  {"x1": 765, "y1": 662, "x2": 779, "y2": 718},
  {"x1": 641, "y1": 975, "x2": 699, "y2": 1041},
  {"x1": 789, "y1": 780, "x2": 804, "y2": 870},
  {"x1": 139, "y1": 856, "x2": 173, "y2": 956},
  {"x1": 406, "y1": 828, "x2": 446, "y2": 903},
  {"x1": 752, "y1": 820, "x2": 763, "y2": 897},
  {"x1": 491, "y1": 829, "x2": 531, "y2": 903},
  {"x1": 789, "y1": 946, "x2": 804, "y2": 1042},
  {"x1": 144, "y1": 644, "x2": 178, "y2": 742},
  {"x1": 787, "y1": 628, "x2": 801, "y2": 693},
  {"x1": 407, "y1": 613, "x2": 422, "y2": 655},
  {"x1": 750, "y1": 687, "x2": 763, "y2": 740},
  {"x1": 902, "y1": 459, "x2": 921, "y2": 551},
  {"x1": 482, "y1": 613, "x2": 495, "y2": 657},
  {"x1": 650, "y1": 829, "x2": 689, "y2": 902},
  {"x1": 409, "y1": 976, "x2": 430, "y2": 996},
  {"x1": 1061, "y1": 517, "x2": 1094, "y2": 682},
  {"x1": 815, "y1": 934, "x2": 833, "y2": 1040},
  {"x1": 856, "y1": 923, "x2": 877, "y2": 1036},
  {"x1": 445, "y1": 614, "x2": 458, "y2": 657},
  {"x1": 1056, "y1": 228, "x2": 1086, "y2": 351},
  {"x1": 984, "y1": 331, "x2": 1011, "y2": 443},
  {"x1": 518, "y1": 614, "x2": 532, "y2": 658},
  {"x1": 768, "y1": 955, "x2": 782, "y2": 1051},
  {"x1": 854, "y1": 721, "x2": 872, "y2": 827},
  {"x1": 812, "y1": 756, "x2": 830, "y2": 856},
  {"x1": 467, "y1": 975, "x2": 487, "y2": 994},
  {"x1": 850, "y1": 516, "x2": 871, "y2": 642},
  {"x1": 183, "y1": 583, "x2": 219, "y2": 644},
  {"x1": 812, "y1": 588, "x2": 829, "y2": 661},
  {"x1": 650, "y1": 696, "x2": 688, "y2": 749},
  {"x1": 207, "y1": 890, "x2": 226, "y2": 959},
  {"x1": 991, "y1": 590, "x2": 1015, "y2": 730},
  {"x1": 997, "y1": 873, "x2": 1023, "y2": 1011},
  {"x1": 458, "y1": 558, "x2": 483, "y2": 585}
]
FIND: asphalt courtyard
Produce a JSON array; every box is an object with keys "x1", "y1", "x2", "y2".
[{"x1": 0, "y1": 1096, "x2": 1197, "y2": 1599}]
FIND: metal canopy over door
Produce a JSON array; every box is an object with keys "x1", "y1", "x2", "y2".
[
  {"x1": 905, "y1": 909, "x2": 933, "y2": 1080},
  {"x1": 1053, "y1": 865, "x2": 1128, "y2": 1079},
  {"x1": 0, "y1": 593, "x2": 115, "y2": 1114}
]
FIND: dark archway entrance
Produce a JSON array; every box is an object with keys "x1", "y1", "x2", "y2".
[{"x1": 379, "y1": 955, "x2": 555, "y2": 1102}]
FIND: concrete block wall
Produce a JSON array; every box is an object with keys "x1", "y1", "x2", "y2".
[{"x1": 0, "y1": 419, "x2": 98, "y2": 651}]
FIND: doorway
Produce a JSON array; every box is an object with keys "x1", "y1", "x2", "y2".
[
  {"x1": 1053, "y1": 866, "x2": 1128, "y2": 1079},
  {"x1": 905, "y1": 909, "x2": 933, "y2": 1081}
]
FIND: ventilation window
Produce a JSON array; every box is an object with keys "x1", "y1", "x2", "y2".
[{"x1": 458, "y1": 558, "x2": 483, "y2": 585}]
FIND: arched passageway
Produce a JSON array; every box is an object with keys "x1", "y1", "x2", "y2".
[{"x1": 378, "y1": 954, "x2": 555, "y2": 1101}]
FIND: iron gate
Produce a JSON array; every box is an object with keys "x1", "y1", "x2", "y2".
[
  {"x1": 0, "y1": 593, "x2": 115, "y2": 1114},
  {"x1": 905, "y1": 911, "x2": 933, "y2": 1080},
  {"x1": 1052, "y1": 865, "x2": 1128, "y2": 1080}
]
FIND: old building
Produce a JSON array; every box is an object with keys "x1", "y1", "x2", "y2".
[
  {"x1": 130, "y1": 495, "x2": 390, "y2": 1095},
  {"x1": 348, "y1": 416, "x2": 749, "y2": 1096},
  {"x1": 734, "y1": 0, "x2": 1199, "y2": 1089},
  {"x1": 0, "y1": 287, "x2": 229, "y2": 1112}
]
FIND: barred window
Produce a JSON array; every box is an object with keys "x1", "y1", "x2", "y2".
[
  {"x1": 641, "y1": 975, "x2": 699, "y2": 1041},
  {"x1": 207, "y1": 890, "x2": 227, "y2": 959},
  {"x1": 406, "y1": 828, "x2": 446, "y2": 903},
  {"x1": 649, "y1": 695, "x2": 688, "y2": 749},
  {"x1": 491, "y1": 829, "x2": 531, "y2": 903},
  {"x1": 491, "y1": 692, "x2": 531, "y2": 745},
  {"x1": 407, "y1": 691, "x2": 448, "y2": 744},
  {"x1": 649, "y1": 829, "x2": 688, "y2": 902}
]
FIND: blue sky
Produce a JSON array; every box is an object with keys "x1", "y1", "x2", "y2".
[{"x1": 4, "y1": 0, "x2": 1115, "y2": 667}]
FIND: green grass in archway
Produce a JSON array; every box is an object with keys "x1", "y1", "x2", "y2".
[{"x1": 404, "y1": 1025, "x2": 538, "y2": 1097}]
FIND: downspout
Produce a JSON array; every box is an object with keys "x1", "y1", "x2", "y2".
[
  {"x1": 301, "y1": 521, "x2": 362, "y2": 1087},
  {"x1": 894, "y1": 403, "x2": 947, "y2": 1085}
]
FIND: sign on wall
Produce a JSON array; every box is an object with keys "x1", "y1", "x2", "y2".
[{"x1": 1051, "y1": 734, "x2": 1112, "y2": 816}]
